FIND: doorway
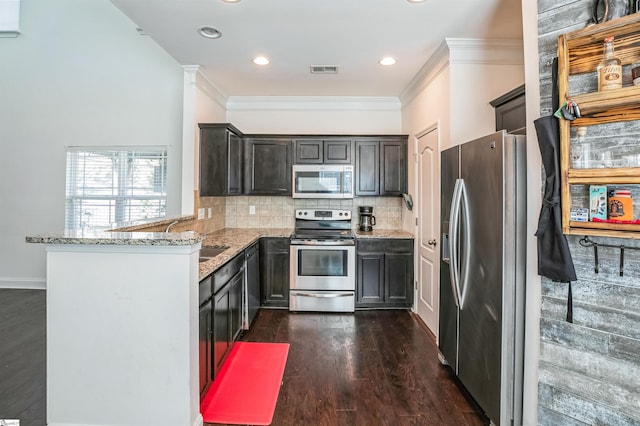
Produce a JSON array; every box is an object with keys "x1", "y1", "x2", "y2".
[{"x1": 415, "y1": 125, "x2": 440, "y2": 337}]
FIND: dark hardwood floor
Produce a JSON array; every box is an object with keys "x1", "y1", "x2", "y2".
[
  {"x1": 207, "y1": 309, "x2": 488, "y2": 426},
  {"x1": 0, "y1": 290, "x2": 486, "y2": 426},
  {"x1": 0, "y1": 289, "x2": 46, "y2": 426}
]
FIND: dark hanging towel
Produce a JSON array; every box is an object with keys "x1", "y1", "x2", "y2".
[{"x1": 534, "y1": 57, "x2": 577, "y2": 322}]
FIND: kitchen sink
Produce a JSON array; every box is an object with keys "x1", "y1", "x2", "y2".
[{"x1": 199, "y1": 246, "x2": 228, "y2": 263}]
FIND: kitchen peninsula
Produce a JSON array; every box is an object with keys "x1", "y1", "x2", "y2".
[
  {"x1": 26, "y1": 228, "x2": 205, "y2": 426},
  {"x1": 27, "y1": 220, "x2": 413, "y2": 426}
]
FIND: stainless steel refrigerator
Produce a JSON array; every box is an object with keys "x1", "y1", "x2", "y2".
[{"x1": 439, "y1": 130, "x2": 526, "y2": 426}]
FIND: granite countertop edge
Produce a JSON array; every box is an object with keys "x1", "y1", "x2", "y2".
[{"x1": 26, "y1": 226, "x2": 414, "y2": 280}]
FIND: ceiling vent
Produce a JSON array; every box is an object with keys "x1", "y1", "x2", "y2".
[{"x1": 310, "y1": 65, "x2": 339, "y2": 74}]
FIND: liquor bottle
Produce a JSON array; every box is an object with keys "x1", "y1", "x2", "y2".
[{"x1": 598, "y1": 36, "x2": 622, "y2": 91}]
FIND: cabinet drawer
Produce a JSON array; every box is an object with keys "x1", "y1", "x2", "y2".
[
  {"x1": 199, "y1": 276, "x2": 212, "y2": 306},
  {"x1": 213, "y1": 253, "x2": 244, "y2": 294},
  {"x1": 357, "y1": 239, "x2": 413, "y2": 253}
]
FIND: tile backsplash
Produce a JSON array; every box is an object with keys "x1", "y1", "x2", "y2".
[{"x1": 224, "y1": 196, "x2": 403, "y2": 229}]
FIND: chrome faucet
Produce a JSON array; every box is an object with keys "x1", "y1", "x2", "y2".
[{"x1": 165, "y1": 220, "x2": 179, "y2": 232}]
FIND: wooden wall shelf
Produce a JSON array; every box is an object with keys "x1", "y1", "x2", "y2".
[{"x1": 558, "y1": 14, "x2": 640, "y2": 239}]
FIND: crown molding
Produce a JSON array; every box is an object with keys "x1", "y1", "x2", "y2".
[
  {"x1": 446, "y1": 38, "x2": 524, "y2": 65},
  {"x1": 399, "y1": 38, "x2": 524, "y2": 105},
  {"x1": 187, "y1": 66, "x2": 228, "y2": 110},
  {"x1": 399, "y1": 40, "x2": 450, "y2": 105},
  {"x1": 226, "y1": 96, "x2": 401, "y2": 111}
]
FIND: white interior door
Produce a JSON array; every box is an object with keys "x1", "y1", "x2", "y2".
[{"x1": 415, "y1": 126, "x2": 440, "y2": 337}]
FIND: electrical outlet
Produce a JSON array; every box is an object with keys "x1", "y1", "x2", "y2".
[
  {"x1": 198, "y1": 208, "x2": 205, "y2": 220},
  {"x1": 249, "y1": 205, "x2": 256, "y2": 215},
  {"x1": 208, "y1": 207, "x2": 212, "y2": 218}
]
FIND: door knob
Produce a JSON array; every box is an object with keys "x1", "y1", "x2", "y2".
[{"x1": 427, "y1": 239, "x2": 437, "y2": 246}]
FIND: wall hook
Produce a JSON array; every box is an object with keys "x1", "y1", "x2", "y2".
[{"x1": 579, "y1": 236, "x2": 640, "y2": 276}]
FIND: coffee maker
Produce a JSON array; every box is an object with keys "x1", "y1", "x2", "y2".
[{"x1": 358, "y1": 206, "x2": 376, "y2": 232}]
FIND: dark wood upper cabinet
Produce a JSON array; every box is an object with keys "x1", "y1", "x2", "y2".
[
  {"x1": 355, "y1": 137, "x2": 407, "y2": 196},
  {"x1": 199, "y1": 123, "x2": 243, "y2": 196},
  {"x1": 294, "y1": 138, "x2": 352, "y2": 164},
  {"x1": 198, "y1": 123, "x2": 407, "y2": 197},
  {"x1": 355, "y1": 141, "x2": 380, "y2": 196},
  {"x1": 490, "y1": 84, "x2": 526, "y2": 135},
  {"x1": 244, "y1": 138, "x2": 292, "y2": 195},
  {"x1": 380, "y1": 140, "x2": 406, "y2": 196}
]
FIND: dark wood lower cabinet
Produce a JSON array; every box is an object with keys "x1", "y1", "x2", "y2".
[
  {"x1": 356, "y1": 239, "x2": 414, "y2": 308},
  {"x1": 260, "y1": 237, "x2": 290, "y2": 308},
  {"x1": 198, "y1": 298, "x2": 212, "y2": 397},
  {"x1": 213, "y1": 287, "x2": 231, "y2": 376},
  {"x1": 198, "y1": 276, "x2": 213, "y2": 397},
  {"x1": 211, "y1": 253, "x2": 245, "y2": 379}
]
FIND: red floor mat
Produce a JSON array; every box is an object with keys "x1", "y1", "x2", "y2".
[{"x1": 200, "y1": 342, "x2": 290, "y2": 425}]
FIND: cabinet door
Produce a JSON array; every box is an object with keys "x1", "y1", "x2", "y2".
[
  {"x1": 199, "y1": 300, "x2": 212, "y2": 397},
  {"x1": 324, "y1": 139, "x2": 352, "y2": 164},
  {"x1": 356, "y1": 239, "x2": 414, "y2": 308},
  {"x1": 380, "y1": 140, "x2": 407, "y2": 196},
  {"x1": 229, "y1": 270, "x2": 243, "y2": 341},
  {"x1": 295, "y1": 139, "x2": 323, "y2": 164},
  {"x1": 245, "y1": 243, "x2": 260, "y2": 328},
  {"x1": 213, "y1": 288, "x2": 230, "y2": 377},
  {"x1": 355, "y1": 141, "x2": 380, "y2": 196},
  {"x1": 228, "y1": 132, "x2": 243, "y2": 195},
  {"x1": 356, "y1": 252, "x2": 385, "y2": 307},
  {"x1": 199, "y1": 124, "x2": 243, "y2": 196},
  {"x1": 385, "y1": 252, "x2": 414, "y2": 306},
  {"x1": 245, "y1": 138, "x2": 292, "y2": 194},
  {"x1": 259, "y1": 238, "x2": 290, "y2": 307}
]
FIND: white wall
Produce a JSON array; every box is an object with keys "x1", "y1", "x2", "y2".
[
  {"x1": 521, "y1": 0, "x2": 542, "y2": 423},
  {"x1": 448, "y1": 39, "x2": 525, "y2": 145},
  {"x1": 400, "y1": 54, "x2": 451, "y2": 232},
  {"x1": 400, "y1": 39, "x2": 524, "y2": 233},
  {"x1": 449, "y1": 61, "x2": 524, "y2": 144},
  {"x1": 0, "y1": 0, "x2": 185, "y2": 288},
  {"x1": 226, "y1": 97, "x2": 402, "y2": 134}
]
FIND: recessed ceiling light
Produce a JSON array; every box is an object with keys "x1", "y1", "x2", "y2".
[
  {"x1": 378, "y1": 57, "x2": 397, "y2": 66},
  {"x1": 407, "y1": 0, "x2": 426, "y2": 3},
  {"x1": 197, "y1": 26, "x2": 222, "y2": 39},
  {"x1": 253, "y1": 56, "x2": 270, "y2": 66},
  {"x1": 222, "y1": 0, "x2": 241, "y2": 2}
]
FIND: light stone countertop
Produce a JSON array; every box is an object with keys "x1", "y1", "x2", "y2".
[
  {"x1": 25, "y1": 229, "x2": 204, "y2": 246},
  {"x1": 354, "y1": 229, "x2": 414, "y2": 239},
  {"x1": 198, "y1": 228, "x2": 293, "y2": 279},
  {"x1": 27, "y1": 225, "x2": 413, "y2": 281}
]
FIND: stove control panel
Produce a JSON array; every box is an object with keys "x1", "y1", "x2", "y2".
[{"x1": 295, "y1": 209, "x2": 351, "y2": 220}]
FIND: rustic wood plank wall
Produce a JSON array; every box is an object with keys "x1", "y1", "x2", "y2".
[{"x1": 538, "y1": 1, "x2": 640, "y2": 424}]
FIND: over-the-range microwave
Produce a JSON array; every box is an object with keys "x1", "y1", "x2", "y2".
[{"x1": 292, "y1": 164, "x2": 354, "y2": 199}]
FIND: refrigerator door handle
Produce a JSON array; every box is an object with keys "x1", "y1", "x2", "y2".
[
  {"x1": 458, "y1": 179, "x2": 471, "y2": 310},
  {"x1": 448, "y1": 179, "x2": 464, "y2": 307}
]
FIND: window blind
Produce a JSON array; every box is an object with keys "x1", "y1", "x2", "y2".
[{"x1": 65, "y1": 147, "x2": 168, "y2": 230}]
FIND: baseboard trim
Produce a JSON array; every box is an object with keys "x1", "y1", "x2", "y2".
[{"x1": 0, "y1": 277, "x2": 46, "y2": 290}]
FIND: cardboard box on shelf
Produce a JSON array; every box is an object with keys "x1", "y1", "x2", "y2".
[
  {"x1": 608, "y1": 188, "x2": 633, "y2": 221},
  {"x1": 570, "y1": 207, "x2": 589, "y2": 222},
  {"x1": 589, "y1": 185, "x2": 607, "y2": 221}
]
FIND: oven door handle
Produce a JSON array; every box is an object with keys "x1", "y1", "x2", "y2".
[
  {"x1": 292, "y1": 292, "x2": 353, "y2": 298},
  {"x1": 290, "y1": 240, "x2": 355, "y2": 246}
]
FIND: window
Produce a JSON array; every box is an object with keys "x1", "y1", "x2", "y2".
[{"x1": 65, "y1": 147, "x2": 167, "y2": 230}]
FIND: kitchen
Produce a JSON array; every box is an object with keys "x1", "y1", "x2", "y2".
[{"x1": 2, "y1": 1, "x2": 640, "y2": 426}]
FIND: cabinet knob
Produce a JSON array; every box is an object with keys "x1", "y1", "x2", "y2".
[{"x1": 427, "y1": 239, "x2": 437, "y2": 246}]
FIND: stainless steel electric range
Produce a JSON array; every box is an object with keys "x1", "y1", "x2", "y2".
[{"x1": 289, "y1": 209, "x2": 356, "y2": 312}]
